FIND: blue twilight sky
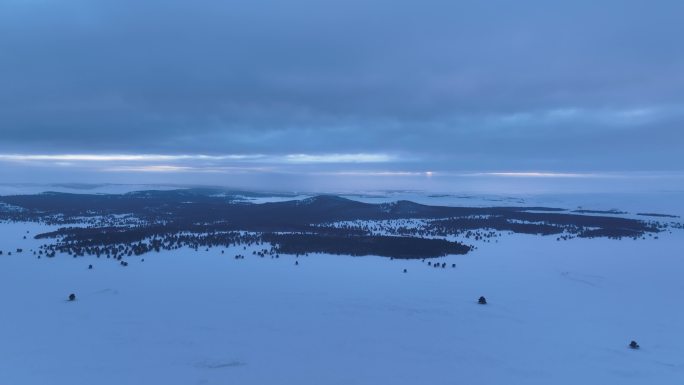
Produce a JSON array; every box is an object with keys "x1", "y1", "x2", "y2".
[{"x1": 0, "y1": 0, "x2": 683, "y2": 193}]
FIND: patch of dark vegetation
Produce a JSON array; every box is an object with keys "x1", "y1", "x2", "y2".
[
  {"x1": 637, "y1": 212, "x2": 679, "y2": 218},
  {"x1": 573, "y1": 209, "x2": 627, "y2": 215},
  {"x1": 37, "y1": 229, "x2": 264, "y2": 257},
  {"x1": 0, "y1": 189, "x2": 669, "y2": 259},
  {"x1": 262, "y1": 233, "x2": 471, "y2": 258},
  {"x1": 431, "y1": 217, "x2": 564, "y2": 236},
  {"x1": 577, "y1": 228, "x2": 645, "y2": 239}
]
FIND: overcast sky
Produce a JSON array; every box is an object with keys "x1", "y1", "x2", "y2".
[{"x1": 0, "y1": 0, "x2": 682, "y2": 192}]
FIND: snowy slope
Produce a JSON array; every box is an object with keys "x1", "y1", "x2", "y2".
[{"x1": 1, "y1": 218, "x2": 683, "y2": 385}]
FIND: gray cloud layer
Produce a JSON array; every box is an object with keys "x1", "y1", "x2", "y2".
[{"x1": 1, "y1": 0, "x2": 683, "y2": 176}]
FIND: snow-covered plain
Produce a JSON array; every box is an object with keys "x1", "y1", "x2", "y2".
[{"x1": 1, "y1": 217, "x2": 683, "y2": 385}]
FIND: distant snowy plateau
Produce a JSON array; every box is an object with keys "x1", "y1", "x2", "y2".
[{"x1": 1, "y1": 186, "x2": 683, "y2": 385}]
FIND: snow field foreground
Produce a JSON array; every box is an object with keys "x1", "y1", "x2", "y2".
[{"x1": 0, "y1": 221, "x2": 683, "y2": 385}]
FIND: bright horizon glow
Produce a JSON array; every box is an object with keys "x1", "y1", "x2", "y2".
[
  {"x1": 284, "y1": 153, "x2": 395, "y2": 163},
  {"x1": 0, "y1": 154, "x2": 679, "y2": 180},
  {"x1": 0, "y1": 153, "x2": 396, "y2": 164},
  {"x1": 1, "y1": 152, "x2": 683, "y2": 195},
  {"x1": 0, "y1": 154, "x2": 263, "y2": 162},
  {"x1": 477, "y1": 172, "x2": 598, "y2": 178}
]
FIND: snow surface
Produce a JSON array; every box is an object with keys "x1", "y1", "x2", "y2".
[{"x1": 1, "y1": 217, "x2": 683, "y2": 385}]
